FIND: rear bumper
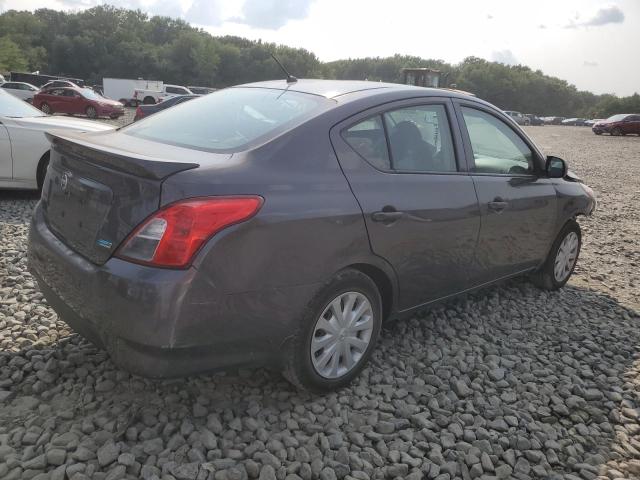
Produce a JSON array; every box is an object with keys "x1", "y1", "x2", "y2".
[{"x1": 28, "y1": 203, "x2": 318, "y2": 377}]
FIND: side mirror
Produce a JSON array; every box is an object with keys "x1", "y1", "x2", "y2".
[{"x1": 546, "y1": 156, "x2": 567, "y2": 178}]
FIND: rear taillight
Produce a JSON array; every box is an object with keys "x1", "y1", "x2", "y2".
[
  {"x1": 115, "y1": 196, "x2": 263, "y2": 268},
  {"x1": 135, "y1": 106, "x2": 144, "y2": 118}
]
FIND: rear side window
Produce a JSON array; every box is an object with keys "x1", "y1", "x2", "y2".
[
  {"x1": 124, "y1": 87, "x2": 332, "y2": 152},
  {"x1": 384, "y1": 105, "x2": 457, "y2": 172},
  {"x1": 461, "y1": 107, "x2": 534, "y2": 175},
  {"x1": 343, "y1": 116, "x2": 390, "y2": 170}
]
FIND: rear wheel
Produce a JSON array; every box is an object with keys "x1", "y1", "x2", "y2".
[
  {"x1": 86, "y1": 106, "x2": 97, "y2": 119},
  {"x1": 611, "y1": 127, "x2": 623, "y2": 136},
  {"x1": 282, "y1": 269, "x2": 382, "y2": 392},
  {"x1": 531, "y1": 220, "x2": 581, "y2": 290},
  {"x1": 40, "y1": 103, "x2": 51, "y2": 114}
]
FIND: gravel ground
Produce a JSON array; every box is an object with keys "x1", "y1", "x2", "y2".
[{"x1": 0, "y1": 126, "x2": 639, "y2": 480}]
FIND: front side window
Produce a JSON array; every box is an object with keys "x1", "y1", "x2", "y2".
[
  {"x1": 342, "y1": 116, "x2": 390, "y2": 170},
  {"x1": 461, "y1": 107, "x2": 534, "y2": 175},
  {"x1": 384, "y1": 105, "x2": 457, "y2": 172},
  {"x1": 123, "y1": 87, "x2": 332, "y2": 152}
]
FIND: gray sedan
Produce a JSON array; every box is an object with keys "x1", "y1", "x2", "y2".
[{"x1": 28, "y1": 80, "x2": 596, "y2": 391}]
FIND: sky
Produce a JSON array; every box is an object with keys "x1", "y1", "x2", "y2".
[{"x1": 2, "y1": 0, "x2": 639, "y2": 96}]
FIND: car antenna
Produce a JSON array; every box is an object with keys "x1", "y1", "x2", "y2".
[{"x1": 271, "y1": 53, "x2": 297, "y2": 84}]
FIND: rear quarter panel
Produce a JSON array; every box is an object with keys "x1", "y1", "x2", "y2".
[
  {"x1": 160, "y1": 114, "x2": 381, "y2": 294},
  {"x1": 4, "y1": 119, "x2": 49, "y2": 184}
]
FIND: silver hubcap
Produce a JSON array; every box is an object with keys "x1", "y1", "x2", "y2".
[
  {"x1": 554, "y1": 231, "x2": 579, "y2": 282},
  {"x1": 311, "y1": 291, "x2": 374, "y2": 379}
]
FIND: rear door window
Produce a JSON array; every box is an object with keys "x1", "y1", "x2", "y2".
[{"x1": 342, "y1": 116, "x2": 390, "y2": 170}]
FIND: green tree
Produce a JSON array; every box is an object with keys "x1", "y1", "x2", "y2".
[{"x1": 0, "y1": 36, "x2": 28, "y2": 71}]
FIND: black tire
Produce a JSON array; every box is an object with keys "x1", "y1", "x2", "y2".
[
  {"x1": 594, "y1": 131, "x2": 602, "y2": 135},
  {"x1": 531, "y1": 220, "x2": 582, "y2": 290},
  {"x1": 143, "y1": 96, "x2": 155, "y2": 105},
  {"x1": 37, "y1": 153, "x2": 50, "y2": 192},
  {"x1": 85, "y1": 106, "x2": 97, "y2": 119},
  {"x1": 282, "y1": 268, "x2": 382, "y2": 392},
  {"x1": 40, "y1": 102, "x2": 51, "y2": 114}
]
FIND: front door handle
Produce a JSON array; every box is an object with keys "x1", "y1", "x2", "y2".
[
  {"x1": 372, "y1": 211, "x2": 404, "y2": 223},
  {"x1": 487, "y1": 197, "x2": 508, "y2": 212}
]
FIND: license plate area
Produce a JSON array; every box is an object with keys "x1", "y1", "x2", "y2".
[{"x1": 46, "y1": 165, "x2": 113, "y2": 257}]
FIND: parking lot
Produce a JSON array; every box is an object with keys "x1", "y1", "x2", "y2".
[{"x1": 0, "y1": 126, "x2": 639, "y2": 480}]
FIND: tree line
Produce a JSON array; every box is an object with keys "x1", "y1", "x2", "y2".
[{"x1": 0, "y1": 6, "x2": 637, "y2": 118}]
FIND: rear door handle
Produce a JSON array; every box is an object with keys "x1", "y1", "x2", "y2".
[
  {"x1": 372, "y1": 211, "x2": 404, "y2": 223},
  {"x1": 488, "y1": 197, "x2": 508, "y2": 212}
]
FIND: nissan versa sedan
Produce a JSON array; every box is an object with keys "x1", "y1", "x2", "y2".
[{"x1": 28, "y1": 80, "x2": 596, "y2": 391}]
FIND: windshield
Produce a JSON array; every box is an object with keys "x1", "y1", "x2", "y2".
[
  {"x1": 123, "y1": 87, "x2": 333, "y2": 152},
  {"x1": 0, "y1": 90, "x2": 45, "y2": 117},
  {"x1": 80, "y1": 88, "x2": 104, "y2": 100},
  {"x1": 606, "y1": 114, "x2": 628, "y2": 122}
]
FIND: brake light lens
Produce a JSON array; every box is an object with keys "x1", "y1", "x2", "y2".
[
  {"x1": 135, "y1": 106, "x2": 144, "y2": 119},
  {"x1": 115, "y1": 196, "x2": 263, "y2": 268}
]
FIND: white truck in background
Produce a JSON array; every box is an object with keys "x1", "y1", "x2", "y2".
[{"x1": 103, "y1": 78, "x2": 193, "y2": 106}]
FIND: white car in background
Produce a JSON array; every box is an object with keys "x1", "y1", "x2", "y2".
[
  {"x1": 1, "y1": 81, "x2": 40, "y2": 102},
  {"x1": 0, "y1": 90, "x2": 114, "y2": 190},
  {"x1": 503, "y1": 110, "x2": 531, "y2": 126}
]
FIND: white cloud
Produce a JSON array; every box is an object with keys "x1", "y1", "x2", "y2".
[
  {"x1": 232, "y1": 0, "x2": 315, "y2": 29},
  {"x1": 185, "y1": 0, "x2": 222, "y2": 25},
  {"x1": 566, "y1": 5, "x2": 625, "y2": 28},
  {"x1": 491, "y1": 50, "x2": 519, "y2": 66}
]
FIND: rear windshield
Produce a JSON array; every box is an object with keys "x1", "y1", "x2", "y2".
[{"x1": 123, "y1": 87, "x2": 333, "y2": 152}]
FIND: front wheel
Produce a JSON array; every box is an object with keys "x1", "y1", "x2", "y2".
[
  {"x1": 282, "y1": 269, "x2": 382, "y2": 392},
  {"x1": 531, "y1": 220, "x2": 582, "y2": 290}
]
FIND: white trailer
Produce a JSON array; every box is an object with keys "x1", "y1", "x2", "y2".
[{"x1": 103, "y1": 78, "x2": 164, "y2": 106}]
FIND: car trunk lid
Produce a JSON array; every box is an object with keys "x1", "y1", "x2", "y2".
[{"x1": 41, "y1": 130, "x2": 205, "y2": 265}]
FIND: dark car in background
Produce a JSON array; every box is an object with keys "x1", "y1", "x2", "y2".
[
  {"x1": 133, "y1": 94, "x2": 198, "y2": 121},
  {"x1": 28, "y1": 80, "x2": 596, "y2": 391},
  {"x1": 188, "y1": 86, "x2": 216, "y2": 95},
  {"x1": 592, "y1": 114, "x2": 640, "y2": 136},
  {"x1": 562, "y1": 118, "x2": 588, "y2": 126},
  {"x1": 33, "y1": 87, "x2": 125, "y2": 119},
  {"x1": 525, "y1": 114, "x2": 544, "y2": 126}
]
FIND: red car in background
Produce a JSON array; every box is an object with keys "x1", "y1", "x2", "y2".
[
  {"x1": 33, "y1": 87, "x2": 125, "y2": 119},
  {"x1": 592, "y1": 114, "x2": 640, "y2": 136}
]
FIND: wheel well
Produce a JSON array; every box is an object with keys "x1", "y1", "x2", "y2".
[
  {"x1": 348, "y1": 263, "x2": 394, "y2": 321},
  {"x1": 37, "y1": 151, "x2": 50, "y2": 189}
]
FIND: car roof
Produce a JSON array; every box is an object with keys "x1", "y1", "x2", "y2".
[{"x1": 235, "y1": 79, "x2": 473, "y2": 102}]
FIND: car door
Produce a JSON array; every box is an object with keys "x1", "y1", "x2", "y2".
[
  {"x1": 623, "y1": 115, "x2": 640, "y2": 134},
  {"x1": 0, "y1": 121, "x2": 12, "y2": 180},
  {"x1": 452, "y1": 100, "x2": 558, "y2": 284},
  {"x1": 43, "y1": 89, "x2": 61, "y2": 111},
  {"x1": 68, "y1": 90, "x2": 84, "y2": 114},
  {"x1": 331, "y1": 99, "x2": 481, "y2": 311}
]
